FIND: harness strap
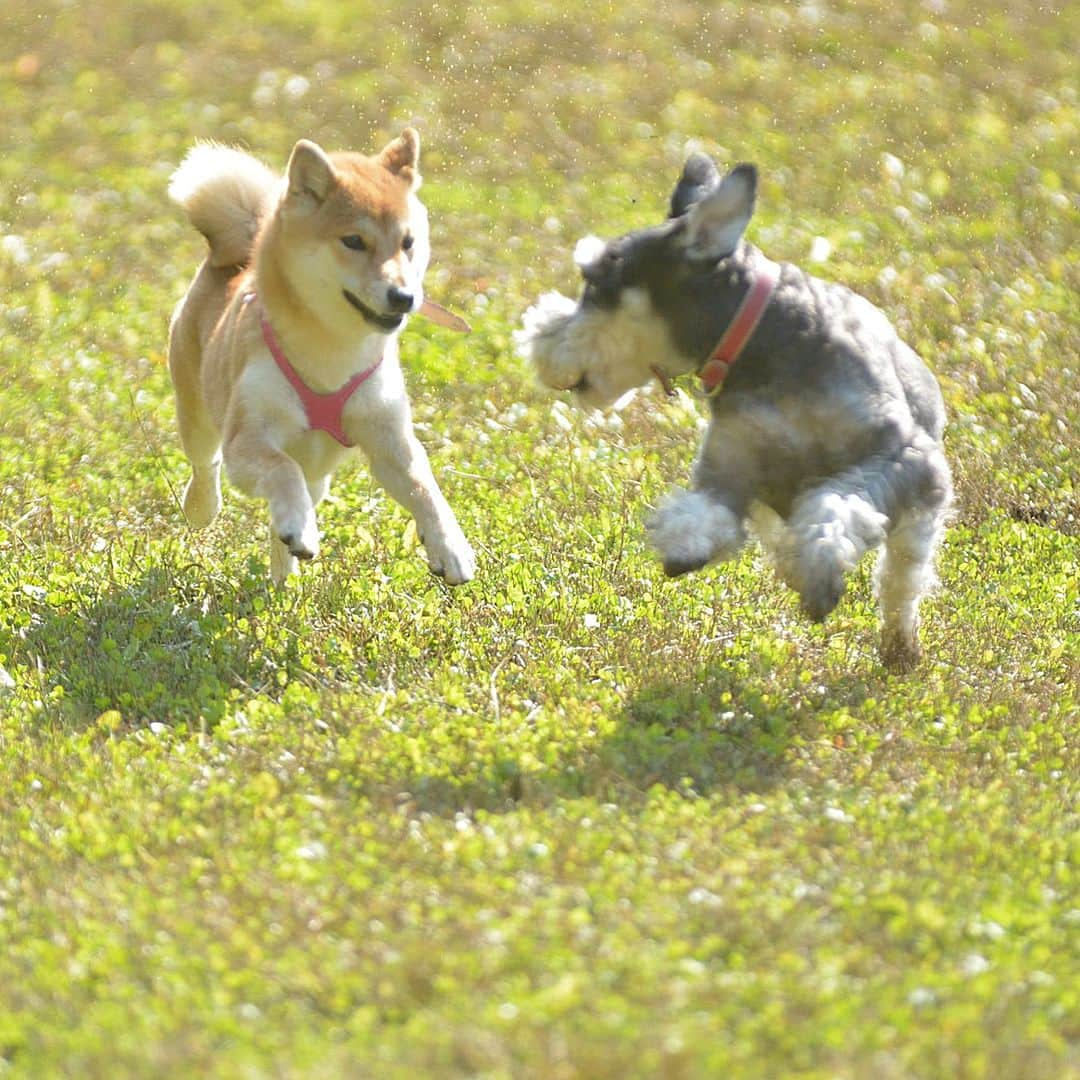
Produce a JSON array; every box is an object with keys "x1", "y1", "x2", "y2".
[{"x1": 249, "y1": 295, "x2": 382, "y2": 448}]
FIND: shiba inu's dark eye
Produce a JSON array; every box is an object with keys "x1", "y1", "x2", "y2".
[
  {"x1": 402, "y1": 234, "x2": 414, "y2": 252},
  {"x1": 341, "y1": 235, "x2": 367, "y2": 251}
]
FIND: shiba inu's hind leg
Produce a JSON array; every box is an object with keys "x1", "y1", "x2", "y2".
[
  {"x1": 168, "y1": 314, "x2": 222, "y2": 528},
  {"x1": 168, "y1": 144, "x2": 275, "y2": 534}
]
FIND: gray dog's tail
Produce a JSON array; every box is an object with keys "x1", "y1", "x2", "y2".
[{"x1": 168, "y1": 144, "x2": 278, "y2": 269}]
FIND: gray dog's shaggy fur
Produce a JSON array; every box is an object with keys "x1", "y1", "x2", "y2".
[{"x1": 517, "y1": 153, "x2": 952, "y2": 670}]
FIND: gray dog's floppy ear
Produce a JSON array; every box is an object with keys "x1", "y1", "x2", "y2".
[
  {"x1": 669, "y1": 152, "x2": 721, "y2": 218},
  {"x1": 682, "y1": 163, "x2": 757, "y2": 260}
]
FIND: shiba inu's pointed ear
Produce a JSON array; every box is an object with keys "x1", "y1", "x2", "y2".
[
  {"x1": 379, "y1": 128, "x2": 421, "y2": 188},
  {"x1": 287, "y1": 139, "x2": 335, "y2": 204},
  {"x1": 682, "y1": 163, "x2": 757, "y2": 260},
  {"x1": 669, "y1": 152, "x2": 721, "y2": 218}
]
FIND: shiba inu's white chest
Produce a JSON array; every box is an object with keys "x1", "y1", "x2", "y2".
[{"x1": 236, "y1": 340, "x2": 407, "y2": 466}]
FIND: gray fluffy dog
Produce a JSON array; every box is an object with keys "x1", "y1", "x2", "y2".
[{"x1": 516, "y1": 154, "x2": 952, "y2": 671}]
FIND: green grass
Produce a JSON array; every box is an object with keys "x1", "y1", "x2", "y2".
[{"x1": 1, "y1": 0, "x2": 1078, "y2": 1075}]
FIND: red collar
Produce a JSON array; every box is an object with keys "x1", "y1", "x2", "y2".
[
  {"x1": 248, "y1": 295, "x2": 383, "y2": 448},
  {"x1": 698, "y1": 259, "x2": 780, "y2": 395}
]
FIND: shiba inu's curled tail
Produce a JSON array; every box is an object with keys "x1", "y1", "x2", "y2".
[{"x1": 168, "y1": 144, "x2": 278, "y2": 269}]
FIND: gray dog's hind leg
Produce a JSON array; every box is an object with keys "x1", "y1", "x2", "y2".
[
  {"x1": 876, "y1": 506, "x2": 947, "y2": 671},
  {"x1": 875, "y1": 448, "x2": 952, "y2": 670},
  {"x1": 780, "y1": 474, "x2": 889, "y2": 623},
  {"x1": 780, "y1": 442, "x2": 951, "y2": 656}
]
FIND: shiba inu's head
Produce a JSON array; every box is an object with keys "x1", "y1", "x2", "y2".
[
  {"x1": 266, "y1": 128, "x2": 431, "y2": 335},
  {"x1": 516, "y1": 155, "x2": 758, "y2": 409}
]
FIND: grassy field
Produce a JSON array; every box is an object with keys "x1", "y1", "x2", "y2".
[{"x1": 1, "y1": 0, "x2": 1078, "y2": 1075}]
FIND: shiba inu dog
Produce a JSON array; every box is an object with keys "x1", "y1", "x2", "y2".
[
  {"x1": 518, "y1": 154, "x2": 952, "y2": 670},
  {"x1": 167, "y1": 129, "x2": 475, "y2": 585}
]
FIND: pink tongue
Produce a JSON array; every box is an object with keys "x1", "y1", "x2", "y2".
[{"x1": 419, "y1": 299, "x2": 472, "y2": 333}]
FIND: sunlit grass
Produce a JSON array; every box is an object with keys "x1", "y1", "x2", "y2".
[{"x1": 1, "y1": 1, "x2": 1078, "y2": 1075}]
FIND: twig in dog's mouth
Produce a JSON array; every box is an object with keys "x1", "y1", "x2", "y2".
[
  {"x1": 419, "y1": 298, "x2": 471, "y2": 333},
  {"x1": 650, "y1": 365, "x2": 676, "y2": 397}
]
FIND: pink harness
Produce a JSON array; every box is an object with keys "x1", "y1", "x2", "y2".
[
  {"x1": 251, "y1": 297, "x2": 383, "y2": 448},
  {"x1": 698, "y1": 258, "x2": 781, "y2": 395}
]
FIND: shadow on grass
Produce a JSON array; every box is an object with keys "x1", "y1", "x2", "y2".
[
  {"x1": 360, "y1": 665, "x2": 833, "y2": 816},
  {"x1": 7, "y1": 565, "x2": 276, "y2": 727},
  {"x1": 7, "y1": 566, "x2": 873, "y2": 816},
  {"x1": 594, "y1": 673, "x2": 801, "y2": 797}
]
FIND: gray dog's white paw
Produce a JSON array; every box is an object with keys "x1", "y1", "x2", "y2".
[{"x1": 647, "y1": 489, "x2": 745, "y2": 577}]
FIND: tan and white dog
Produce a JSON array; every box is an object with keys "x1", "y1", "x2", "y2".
[{"x1": 167, "y1": 129, "x2": 475, "y2": 585}]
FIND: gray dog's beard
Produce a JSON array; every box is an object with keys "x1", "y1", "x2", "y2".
[{"x1": 515, "y1": 291, "x2": 588, "y2": 390}]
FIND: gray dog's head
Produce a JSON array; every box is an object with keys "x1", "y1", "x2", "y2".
[{"x1": 516, "y1": 155, "x2": 758, "y2": 409}]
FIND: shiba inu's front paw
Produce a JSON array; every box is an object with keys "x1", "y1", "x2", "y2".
[
  {"x1": 272, "y1": 506, "x2": 320, "y2": 561},
  {"x1": 424, "y1": 526, "x2": 476, "y2": 585}
]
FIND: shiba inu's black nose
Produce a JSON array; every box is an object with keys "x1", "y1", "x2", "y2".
[{"x1": 386, "y1": 286, "x2": 415, "y2": 313}]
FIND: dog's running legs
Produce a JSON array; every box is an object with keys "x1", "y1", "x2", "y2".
[
  {"x1": 363, "y1": 429, "x2": 475, "y2": 585},
  {"x1": 224, "y1": 429, "x2": 320, "y2": 584},
  {"x1": 267, "y1": 473, "x2": 330, "y2": 584},
  {"x1": 168, "y1": 327, "x2": 222, "y2": 529},
  {"x1": 780, "y1": 462, "x2": 892, "y2": 623},
  {"x1": 876, "y1": 505, "x2": 947, "y2": 672},
  {"x1": 179, "y1": 427, "x2": 222, "y2": 529},
  {"x1": 647, "y1": 488, "x2": 748, "y2": 577}
]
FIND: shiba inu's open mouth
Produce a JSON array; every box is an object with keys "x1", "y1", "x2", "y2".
[{"x1": 343, "y1": 289, "x2": 404, "y2": 332}]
